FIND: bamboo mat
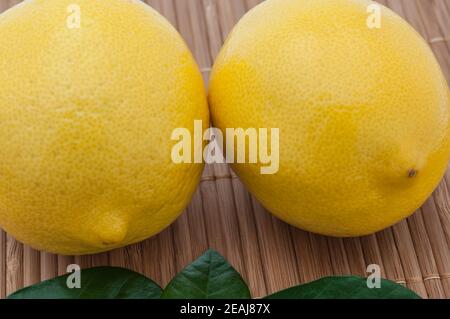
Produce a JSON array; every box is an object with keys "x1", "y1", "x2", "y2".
[{"x1": 0, "y1": 0, "x2": 450, "y2": 299}]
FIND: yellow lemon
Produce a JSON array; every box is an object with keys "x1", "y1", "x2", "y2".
[
  {"x1": 209, "y1": 0, "x2": 450, "y2": 237},
  {"x1": 0, "y1": 0, "x2": 208, "y2": 255}
]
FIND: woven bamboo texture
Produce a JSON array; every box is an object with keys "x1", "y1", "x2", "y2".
[{"x1": 0, "y1": 0, "x2": 450, "y2": 299}]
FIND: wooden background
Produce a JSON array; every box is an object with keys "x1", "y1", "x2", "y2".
[{"x1": 1, "y1": 0, "x2": 450, "y2": 299}]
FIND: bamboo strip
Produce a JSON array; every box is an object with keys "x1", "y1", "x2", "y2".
[
  {"x1": 392, "y1": 220, "x2": 428, "y2": 297},
  {"x1": 198, "y1": 166, "x2": 229, "y2": 258},
  {"x1": 158, "y1": 0, "x2": 177, "y2": 27},
  {"x1": 171, "y1": 210, "x2": 194, "y2": 270},
  {"x1": 57, "y1": 255, "x2": 74, "y2": 276},
  {"x1": 74, "y1": 254, "x2": 92, "y2": 270},
  {"x1": 313, "y1": 235, "x2": 334, "y2": 277},
  {"x1": 185, "y1": 189, "x2": 209, "y2": 260},
  {"x1": 228, "y1": 0, "x2": 247, "y2": 23},
  {"x1": 386, "y1": 0, "x2": 406, "y2": 17},
  {"x1": 145, "y1": 0, "x2": 162, "y2": 13},
  {"x1": 308, "y1": 233, "x2": 333, "y2": 279},
  {"x1": 407, "y1": 211, "x2": 445, "y2": 298},
  {"x1": 4, "y1": 239, "x2": 16, "y2": 296},
  {"x1": 327, "y1": 238, "x2": 352, "y2": 275},
  {"x1": 404, "y1": 0, "x2": 429, "y2": 37},
  {"x1": 141, "y1": 237, "x2": 162, "y2": 286},
  {"x1": 413, "y1": 0, "x2": 450, "y2": 82},
  {"x1": 0, "y1": 231, "x2": 6, "y2": 298},
  {"x1": 434, "y1": 173, "x2": 450, "y2": 248},
  {"x1": 423, "y1": 187, "x2": 450, "y2": 296},
  {"x1": 155, "y1": 228, "x2": 177, "y2": 286},
  {"x1": 251, "y1": 198, "x2": 300, "y2": 294},
  {"x1": 91, "y1": 252, "x2": 109, "y2": 267},
  {"x1": 215, "y1": 0, "x2": 238, "y2": 40},
  {"x1": 376, "y1": 0, "x2": 389, "y2": 6},
  {"x1": 186, "y1": 4, "x2": 211, "y2": 86},
  {"x1": 245, "y1": 0, "x2": 264, "y2": 11},
  {"x1": 40, "y1": 252, "x2": 58, "y2": 281},
  {"x1": 110, "y1": 242, "x2": 144, "y2": 273},
  {"x1": 429, "y1": 37, "x2": 450, "y2": 44},
  {"x1": 123, "y1": 244, "x2": 144, "y2": 273},
  {"x1": 289, "y1": 230, "x2": 314, "y2": 284},
  {"x1": 342, "y1": 238, "x2": 367, "y2": 277},
  {"x1": 433, "y1": 0, "x2": 450, "y2": 40},
  {"x1": 202, "y1": 0, "x2": 224, "y2": 60},
  {"x1": 7, "y1": 1, "x2": 20, "y2": 5},
  {"x1": 108, "y1": 248, "x2": 126, "y2": 269},
  {"x1": 208, "y1": 165, "x2": 249, "y2": 279},
  {"x1": 291, "y1": 230, "x2": 334, "y2": 282},
  {"x1": 445, "y1": 167, "x2": 450, "y2": 192},
  {"x1": 360, "y1": 235, "x2": 386, "y2": 278},
  {"x1": 414, "y1": 0, "x2": 446, "y2": 39},
  {"x1": 23, "y1": 246, "x2": 40, "y2": 287},
  {"x1": 0, "y1": 0, "x2": 8, "y2": 13},
  {"x1": 230, "y1": 177, "x2": 268, "y2": 297},
  {"x1": 376, "y1": 229, "x2": 407, "y2": 286},
  {"x1": 6, "y1": 235, "x2": 23, "y2": 296}
]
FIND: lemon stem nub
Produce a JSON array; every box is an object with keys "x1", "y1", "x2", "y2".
[
  {"x1": 408, "y1": 169, "x2": 418, "y2": 178},
  {"x1": 94, "y1": 212, "x2": 128, "y2": 247}
]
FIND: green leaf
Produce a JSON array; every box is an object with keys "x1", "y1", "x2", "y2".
[
  {"x1": 265, "y1": 276, "x2": 421, "y2": 299},
  {"x1": 8, "y1": 267, "x2": 162, "y2": 299},
  {"x1": 161, "y1": 249, "x2": 251, "y2": 299}
]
